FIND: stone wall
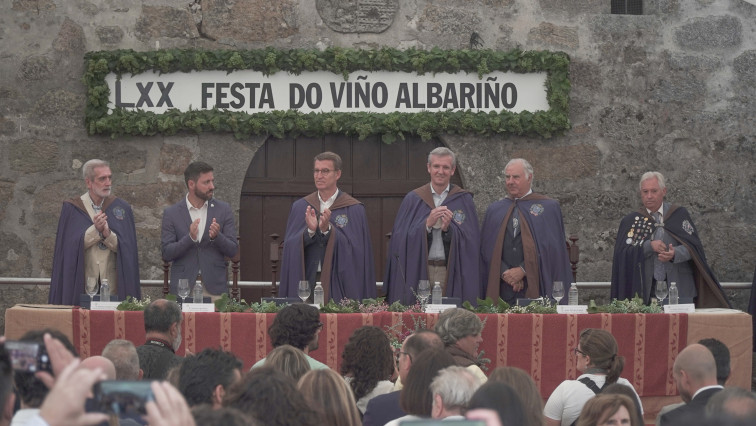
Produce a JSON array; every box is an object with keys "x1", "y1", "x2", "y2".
[{"x1": 0, "y1": 1, "x2": 753, "y2": 316}]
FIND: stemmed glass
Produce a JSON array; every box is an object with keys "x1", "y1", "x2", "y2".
[
  {"x1": 656, "y1": 281, "x2": 668, "y2": 305},
  {"x1": 417, "y1": 280, "x2": 431, "y2": 307},
  {"x1": 552, "y1": 281, "x2": 564, "y2": 306},
  {"x1": 298, "y1": 280, "x2": 310, "y2": 303},
  {"x1": 177, "y1": 279, "x2": 190, "y2": 305},
  {"x1": 85, "y1": 277, "x2": 98, "y2": 306}
]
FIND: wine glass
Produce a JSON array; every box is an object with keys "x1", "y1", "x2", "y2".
[
  {"x1": 298, "y1": 280, "x2": 310, "y2": 303},
  {"x1": 417, "y1": 280, "x2": 431, "y2": 306},
  {"x1": 656, "y1": 281, "x2": 668, "y2": 304},
  {"x1": 552, "y1": 281, "x2": 564, "y2": 305},
  {"x1": 177, "y1": 279, "x2": 190, "y2": 305},
  {"x1": 85, "y1": 277, "x2": 98, "y2": 306}
]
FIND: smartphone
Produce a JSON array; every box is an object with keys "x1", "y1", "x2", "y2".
[
  {"x1": 4, "y1": 340, "x2": 51, "y2": 373},
  {"x1": 399, "y1": 421, "x2": 486, "y2": 426},
  {"x1": 93, "y1": 380, "x2": 155, "y2": 416}
]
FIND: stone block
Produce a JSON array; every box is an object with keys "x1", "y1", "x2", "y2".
[
  {"x1": 675, "y1": 15, "x2": 742, "y2": 50},
  {"x1": 53, "y1": 18, "x2": 86, "y2": 53},
  {"x1": 539, "y1": 0, "x2": 608, "y2": 16},
  {"x1": 72, "y1": 145, "x2": 147, "y2": 176},
  {"x1": 9, "y1": 139, "x2": 58, "y2": 173},
  {"x1": 31, "y1": 90, "x2": 86, "y2": 128},
  {"x1": 0, "y1": 181, "x2": 13, "y2": 222},
  {"x1": 200, "y1": 0, "x2": 297, "y2": 44},
  {"x1": 11, "y1": 0, "x2": 55, "y2": 12},
  {"x1": 508, "y1": 145, "x2": 601, "y2": 182},
  {"x1": 160, "y1": 144, "x2": 194, "y2": 176},
  {"x1": 0, "y1": 232, "x2": 31, "y2": 277},
  {"x1": 651, "y1": 74, "x2": 706, "y2": 104},
  {"x1": 667, "y1": 53, "x2": 722, "y2": 73},
  {"x1": 733, "y1": 50, "x2": 756, "y2": 88},
  {"x1": 317, "y1": 0, "x2": 398, "y2": 34},
  {"x1": 135, "y1": 6, "x2": 200, "y2": 42},
  {"x1": 417, "y1": 5, "x2": 481, "y2": 48},
  {"x1": 528, "y1": 22, "x2": 579, "y2": 50},
  {"x1": 0, "y1": 116, "x2": 16, "y2": 135},
  {"x1": 17, "y1": 55, "x2": 53, "y2": 81},
  {"x1": 118, "y1": 181, "x2": 185, "y2": 210},
  {"x1": 95, "y1": 26, "x2": 124, "y2": 46}
]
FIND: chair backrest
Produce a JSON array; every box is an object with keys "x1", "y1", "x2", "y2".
[
  {"x1": 566, "y1": 235, "x2": 579, "y2": 283},
  {"x1": 162, "y1": 236, "x2": 241, "y2": 300}
]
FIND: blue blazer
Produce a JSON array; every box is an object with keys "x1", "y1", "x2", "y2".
[{"x1": 362, "y1": 391, "x2": 405, "y2": 426}]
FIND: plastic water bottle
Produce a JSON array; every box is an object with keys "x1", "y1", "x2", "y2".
[
  {"x1": 193, "y1": 281, "x2": 204, "y2": 303},
  {"x1": 669, "y1": 282, "x2": 679, "y2": 305},
  {"x1": 100, "y1": 278, "x2": 110, "y2": 302},
  {"x1": 568, "y1": 283, "x2": 579, "y2": 305},
  {"x1": 313, "y1": 283, "x2": 324, "y2": 306},
  {"x1": 432, "y1": 282, "x2": 442, "y2": 304}
]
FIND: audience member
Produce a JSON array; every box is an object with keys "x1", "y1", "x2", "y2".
[
  {"x1": 178, "y1": 348, "x2": 242, "y2": 408},
  {"x1": 467, "y1": 382, "x2": 527, "y2": 426},
  {"x1": 264, "y1": 345, "x2": 310, "y2": 382},
  {"x1": 297, "y1": 368, "x2": 361, "y2": 426},
  {"x1": 341, "y1": 326, "x2": 395, "y2": 413},
  {"x1": 602, "y1": 383, "x2": 643, "y2": 424},
  {"x1": 386, "y1": 348, "x2": 456, "y2": 426},
  {"x1": 79, "y1": 356, "x2": 116, "y2": 380},
  {"x1": 252, "y1": 304, "x2": 327, "y2": 370},
  {"x1": 429, "y1": 365, "x2": 481, "y2": 420},
  {"x1": 544, "y1": 328, "x2": 640, "y2": 426},
  {"x1": 1, "y1": 339, "x2": 14, "y2": 426},
  {"x1": 576, "y1": 394, "x2": 641, "y2": 426},
  {"x1": 435, "y1": 308, "x2": 488, "y2": 383},
  {"x1": 659, "y1": 343, "x2": 722, "y2": 426},
  {"x1": 223, "y1": 366, "x2": 319, "y2": 426},
  {"x1": 136, "y1": 299, "x2": 183, "y2": 380},
  {"x1": 705, "y1": 387, "x2": 756, "y2": 422},
  {"x1": 191, "y1": 405, "x2": 256, "y2": 426},
  {"x1": 362, "y1": 330, "x2": 444, "y2": 426},
  {"x1": 102, "y1": 339, "x2": 142, "y2": 380},
  {"x1": 489, "y1": 366, "x2": 544, "y2": 426}
]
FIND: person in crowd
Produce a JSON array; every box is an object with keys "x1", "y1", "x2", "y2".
[
  {"x1": 434, "y1": 308, "x2": 488, "y2": 383},
  {"x1": 136, "y1": 299, "x2": 183, "y2": 380},
  {"x1": 705, "y1": 387, "x2": 756, "y2": 422},
  {"x1": 601, "y1": 383, "x2": 643, "y2": 424},
  {"x1": 659, "y1": 343, "x2": 723, "y2": 426},
  {"x1": 78, "y1": 355, "x2": 116, "y2": 380},
  {"x1": 385, "y1": 348, "x2": 456, "y2": 426},
  {"x1": 544, "y1": 328, "x2": 641, "y2": 426},
  {"x1": 467, "y1": 382, "x2": 527, "y2": 426},
  {"x1": 178, "y1": 348, "x2": 242, "y2": 408},
  {"x1": 9, "y1": 329, "x2": 77, "y2": 426},
  {"x1": 280, "y1": 151, "x2": 376, "y2": 302},
  {"x1": 489, "y1": 366, "x2": 544, "y2": 426},
  {"x1": 191, "y1": 405, "x2": 256, "y2": 426},
  {"x1": 429, "y1": 365, "x2": 482, "y2": 420},
  {"x1": 162, "y1": 161, "x2": 239, "y2": 300},
  {"x1": 223, "y1": 366, "x2": 320, "y2": 426},
  {"x1": 102, "y1": 339, "x2": 142, "y2": 380},
  {"x1": 49, "y1": 159, "x2": 140, "y2": 305},
  {"x1": 252, "y1": 303, "x2": 327, "y2": 369},
  {"x1": 297, "y1": 368, "x2": 362, "y2": 426},
  {"x1": 362, "y1": 330, "x2": 444, "y2": 426},
  {"x1": 264, "y1": 345, "x2": 310, "y2": 382},
  {"x1": 384, "y1": 147, "x2": 481, "y2": 304},
  {"x1": 611, "y1": 171, "x2": 729, "y2": 307},
  {"x1": 576, "y1": 394, "x2": 642, "y2": 426},
  {"x1": 480, "y1": 158, "x2": 572, "y2": 304},
  {"x1": 1, "y1": 339, "x2": 13, "y2": 426},
  {"x1": 340, "y1": 326, "x2": 395, "y2": 414}
]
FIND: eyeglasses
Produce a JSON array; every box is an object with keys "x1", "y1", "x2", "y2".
[
  {"x1": 313, "y1": 168, "x2": 333, "y2": 176},
  {"x1": 395, "y1": 351, "x2": 412, "y2": 364},
  {"x1": 574, "y1": 347, "x2": 587, "y2": 357}
]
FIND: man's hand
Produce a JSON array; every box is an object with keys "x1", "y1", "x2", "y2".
[
  {"x1": 189, "y1": 218, "x2": 201, "y2": 241},
  {"x1": 145, "y1": 381, "x2": 196, "y2": 426},
  {"x1": 38, "y1": 359, "x2": 109, "y2": 426},
  {"x1": 650, "y1": 240, "x2": 669, "y2": 254},
  {"x1": 425, "y1": 206, "x2": 451, "y2": 229},
  {"x1": 658, "y1": 244, "x2": 675, "y2": 263},
  {"x1": 305, "y1": 205, "x2": 318, "y2": 232},
  {"x1": 319, "y1": 208, "x2": 332, "y2": 232},
  {"x1": 35, "y1": 333, "x2": 76, "y2": 389},
  {"x1": 93, "y1": 212, "x2": 110, "y2": 237},
  {"x1": 501, "y1": 267, "x2": 526, "y2": 287},
  {"x1": 208, "y1": 218, "x2": 220, "y2": 240}
]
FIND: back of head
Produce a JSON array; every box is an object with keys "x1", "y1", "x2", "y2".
[
  {"x1": 674, "y1": 343, "x2": 717, "y2": 387},
  {"x1": 268, "y1": 304, "x2": 321, "y2": 350},
  {"x1": 698, "y1": 338, "x2": 731, "y2": 385},
  {"x1": 179, "y1": 348, "x2": 242, "y2": 406},
  {"x1": 80, "y1": 356, "x2": 117, "y2": 380},
  {"x1": 400, "y1": 348, "x2": 456, "y2": 416},
  {"x1": 434, "y1": 308, "x2": 483, "y2": 346},
  {"x1": 467, "y1": 382, "x2": 527, "y2": 426},
  {"x1": 705, "y1": 387, "x2": 756, "y2": 422},
  {"x1": 404, "y1": 329, "x2": 444, "y2": 359},
  {"x1": 191, "y1": 405, "x2": 257, "y2": 426},
  {"x1": 144, "y1": 299, "x2": 181, "y2": 333},
  {"x1": 580, "y1": 328, "x2": 624, "y2": 383},
  {"x1": 265, "y1": 344, "x2": 310, "y2": 382},
  {"x1": 430, "y1": 365, "x2": 481, "y2": 416},
  {"x1": 224, "y1": 366, "x2": 319, "y2": 426},
  {"x1": 14, "y1": 329, "x2": 77, "y2": 408},
  {"x1": 602, "y1": 383, "x2": 643, "y2": 423},
  {"x1": 297, "y1": 368, "x2": 361, "y2": 426},
  {"x1": 102, "y1": 339, "x2": 141, "y2": 380},
  {"x1": 576, "y1": 393, "x2": 641, "y2": 426},
  {"x1": 489, "y1": 367, "x2": 543, "y2": 426},
  {"x1": 340, "y1": 325, "x2": 394, "y2": 401}
]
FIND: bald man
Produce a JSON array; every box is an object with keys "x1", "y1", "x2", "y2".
[
  {"x1": 80, "y1": 356, "x2": 117, "y2": 380},
  {"x1": 659, "y1": 343, "x2": 723, "y2": 426}
]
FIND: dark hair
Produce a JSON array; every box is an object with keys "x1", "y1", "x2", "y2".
[
  {"x1": 265, "y1": 345, "x2": 311, "y2": 382},
  {"x1": 399, "y1": 348, "x2": 456, "y2": 416},
  {"x1": 579, "y1": 328, "x2": 624, "y2": 384},
  {"x1": 184, "y1": 161, "x2": 214, "y2": 187},
  {"x1": 178, "y1": 348, "x2": 242, "y2": 407},
  {"x1": 602, "y1": 383, "x2": 643, "y2": 424},
  {"x1": 467, "y1": 382, "x2": 527, "y2": 426},
  {"x1": 268, "y1": 304, "x2": 321, "y2": 351},
  {"x1": 489, "y1": 367, "x2": 543, "y2": 426},
  {"x1": 224, "y1": 366, "x2": 320, "y2": 426},
  {"x1": 403, "y1": 329, "x2": 444, "y2": 359},
  {"x1": 191, "y1": 405, "x2": 257, "y2": 426},
  {"x1": 576, "y1": 393, "x2": 642, "y2": 426},
  {"x1": 14, "y1": 329, "x2": 77, "y2": 407},
  {"x1": 698, "y1": 338, "x2": 731, "y2": 385},
  {"x1": 144, "y1": 299, "x2": 181, "y2": 333},
  {"x1": 314, "y1": 152, "x2": 342, "y2": 171},
  {"x1": 298, "y1": 368, "x2": 361, "y2": 426},
  {"x1": 706, "y1": 387, "x2": 756, "y2": 420},
  {"x1": 0, "y1": 342, "x2": 12, "y2": 414},
  {"x1": 340, "y1": 326, "x2": 394, "y2": 401}
]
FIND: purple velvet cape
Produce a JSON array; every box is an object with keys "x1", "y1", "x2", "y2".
[
  {"x1": 480, "y1": 194, "x2": 572, "y2": 301},
  {"x1": 384, "y1": 184, "x2": 481, "y2": 305},
  {"x1": 280, "y1": 191, "x2": 376, "y2": 302},
  {"x1": 611, "y1": 205, "x2": 729, "y2": 307},
  {"x1": 48, "y1": 196, "x2": 141, "y2": 305}
]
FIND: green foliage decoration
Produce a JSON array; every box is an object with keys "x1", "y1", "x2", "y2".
[{"x1": 84, "y1": 47, "x2": 570, "y2": 141}]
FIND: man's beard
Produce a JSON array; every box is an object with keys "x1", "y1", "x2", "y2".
[
  {"x1": 307, "y1": 337, "x2": 319, "y2": 352},
  {"x1": 173, "y1": 330, "x2": 182, "y2": 350},
  {"x1": 194, "y1": 187, "x2": 213, "y2": 202}
]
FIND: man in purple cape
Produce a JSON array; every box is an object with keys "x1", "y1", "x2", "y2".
[
  {"x1": 384, "y1": 147, "x2": 481, "y2": 305},
  {"x1": 480, "y1": 159, "x2": 572, "y2": 304},
  {"x1": 49, "y1": 159, "x2": 140, "y2": 305},
  {"x1": 280, "y1": 152, "x2": 376, "y2": 302},
  {"x1": 611, "y1": 172, "x2": 729, "y2": 307}
]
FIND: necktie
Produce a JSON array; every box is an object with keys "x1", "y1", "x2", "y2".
[
  {"x1": 512, "y1": 204, "x2": 520, "y2": 237},
  {"x1": 652, "y1": 212, "x2": 666, "y2": 281}
]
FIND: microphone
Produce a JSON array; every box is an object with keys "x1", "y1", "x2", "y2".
[{"x1": 394, "y1": 253, "x2": 410, "y2": 304}]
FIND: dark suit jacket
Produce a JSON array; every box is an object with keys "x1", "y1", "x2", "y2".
[
  {"x1": 659, "y1": 387, "x2": 722, "y2": 426},
  {"x1": 161, "y1": 197, "x2": 238, "y2": 294},
  {"x1": 362, "y1": 390, "x2": 405, "y2": 426}
]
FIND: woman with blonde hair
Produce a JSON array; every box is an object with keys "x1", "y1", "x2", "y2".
[
  {"x1": 264, "y1": 344, "x2": 310, "y2": 382},
  {"x1": 489, "y1": 366, "x2": 544, "y2": 426},
  {"x1": 298, "y1": 368, "x2": 362, "y2": 426},
  {"x1": 576, "y1": 394, "x2": 642, "y2": 426}
]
